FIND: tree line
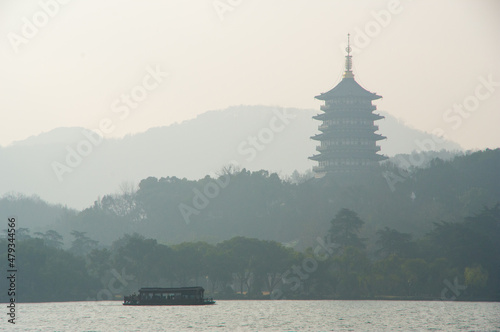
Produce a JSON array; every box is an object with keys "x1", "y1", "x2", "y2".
[
  {"x1": 43, "y1": 148, "x2": 499, "y2": 248},
  {"x1": 1, "y1": 204, "x2": 498, "y2": 302}
]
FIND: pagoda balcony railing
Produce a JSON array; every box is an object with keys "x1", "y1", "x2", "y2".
[
  {"x1": 312, "y1": 132, "x2": 386, "y2": 141},
  {"x1": 315, "y1": 145, "x2": 381, "y2": 153},
  {"x1": 320, "y1": 104, "x2": 376, "y2": 112},
  {"x1": 318, "y1": 124, "x2": 379, "y2": 131},
  {"x1": 313, "y1": 164, "x2": 380, "y2": 173},
  {"x1": 313, "y1": 113, "x2": 384, "y2": 122}
]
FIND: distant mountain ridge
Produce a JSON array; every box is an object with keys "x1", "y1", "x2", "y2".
[
  {"x1": 1, "y1": 105, "x2": 461, "y2": 209},
  {"x1": 10, "y1": 127, "x2": 87, "y2": 147}
]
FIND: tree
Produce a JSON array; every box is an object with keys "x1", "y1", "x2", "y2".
[
  {"x1": 427, "y1": 221, "x2": 492, "y2": 270},
  {"x1": 332, "y1": 246, "x2": 371, "y2": 298},
  {"x1": 86, "y1": 248, "x2": 112, "y2": 278},
  {"x1": 401, "y1": 258, "x2": 429, "y2": 296},
  {"x1": 171, "y1": 242, "x2": 211, "y2": 286},
  {"x1": 69, "y1": 231, "x2": 98, "y2": 256},
  {"x1": 205, "y1": 246, "x2": 233, "y2": 294},
  {"x1": 34, "y1": 229, "x2": 64, "y2": 249},
  {"x1": 258, "y1": 241, "x2": 295, "y2": 295},
  {"x1": 371, "y1": 255, "x2": 406, "y2": 296},
  {"x1": 327, "y1": 208, "x2": 365, "y2": 252},
  {"x1": 113, "y1": 233, "x2": 159, "y2": 286},
  {"x1": 218, "y1": 237, "x2": 259, "y2": 295},
  {"x1": 465, "y1": 265, "x2": 489, "y2": 297},
  {"x1": 376, "y1": 227, "x2": 413, "y2": 258},
  {"x1": 17, "y1": 227, "x2": 32, "y2": 240},
  {"x1": 14, "y1": 238, "x2": 97, "y2": 302}
]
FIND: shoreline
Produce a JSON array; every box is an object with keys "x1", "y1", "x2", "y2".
[{"x1": 5, "y1": 297, "x2": 499, "y2": 304}]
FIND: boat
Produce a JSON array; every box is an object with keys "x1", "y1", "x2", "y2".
[{"x1": 123, "y1": 287, "x2": 215, "y2": 305}]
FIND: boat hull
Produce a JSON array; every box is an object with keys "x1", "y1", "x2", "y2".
[
  {"x1": 123, "y1": 301, "x2": 216, "y2": 306},
  {"x1": 123, "y1": 302, "x2": 215, "y2": 306}
]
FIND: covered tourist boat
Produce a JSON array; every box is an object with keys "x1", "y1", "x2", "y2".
[{"x1": 123, "y1": 287, "x2": 215, "y2": 306}]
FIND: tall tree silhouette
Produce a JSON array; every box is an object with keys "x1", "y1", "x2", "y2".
[{"x1": 327, "y1": 208, "x2": 365, "y2": 252}]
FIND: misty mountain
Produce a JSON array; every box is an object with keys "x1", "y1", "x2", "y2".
[{"x1": 1, "y1": 105, "x2": 461, "y2": 209}]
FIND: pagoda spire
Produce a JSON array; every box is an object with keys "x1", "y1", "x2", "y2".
[{"x1": 343, "y1": 34, "x2": 354, "y2": 78}]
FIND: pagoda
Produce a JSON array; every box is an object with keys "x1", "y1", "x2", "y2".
[{"x1": 309, "y1": 34, "x2": 387, "y2": 177}]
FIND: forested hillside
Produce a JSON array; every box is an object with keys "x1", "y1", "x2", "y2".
[
  {"x1": 36, "y1": 148, "x2": 499, "y2": 248},
  {"x1": 1, "y1": 149, "x2": 498, "y2": 302},
  {"x1": 1, "y1": 205, "x2": 498, "y2": 302}
]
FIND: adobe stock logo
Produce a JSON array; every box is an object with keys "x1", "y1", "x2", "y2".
[
  {"x1": 178, "y1": 173, "x2": 231, "y2": 225},
  {"x1": 7, "y1": 0, "x2": 73, "y2": 54},
  {"x1": 213, "y1": 0, "x2": 243, "y2": 21},
  {"x1": 236, "y1": 108, "x2": 297, "y2": 162},
  {"x1": 442, "y1": 75, "x2": 499, "y2": 130}
]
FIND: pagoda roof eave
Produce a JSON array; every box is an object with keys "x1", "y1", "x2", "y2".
[
  {"x1": 311, "y1": 133, "x2": 387, "y2": 141},
  {"x1": 313, "y1": 113, "x2": 385, "y2": 121},
  {"x1": 315, "y1": 77, "x2": 381, "y2": 101}
]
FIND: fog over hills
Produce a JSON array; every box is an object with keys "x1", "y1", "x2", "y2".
[{"x1": 1, "y1": 105, "x2": 461, "y2": 209}]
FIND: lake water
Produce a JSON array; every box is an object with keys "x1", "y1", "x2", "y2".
[{"x1": 3, "y1": 300, "x2": 499, "y2": 331}]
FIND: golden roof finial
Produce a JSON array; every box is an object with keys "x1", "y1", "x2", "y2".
[{"x1": 343, "y1": 33, "x2": 354, "y2": 78}]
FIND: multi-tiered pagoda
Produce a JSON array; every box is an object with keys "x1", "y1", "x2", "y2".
[{"x1": 310, "y1": 35, "x2": 387, "y2": 177}]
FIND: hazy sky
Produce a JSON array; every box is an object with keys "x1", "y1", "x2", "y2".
[{"x1": 1, "y1": 0, "x2": 499, "y2": 150}]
